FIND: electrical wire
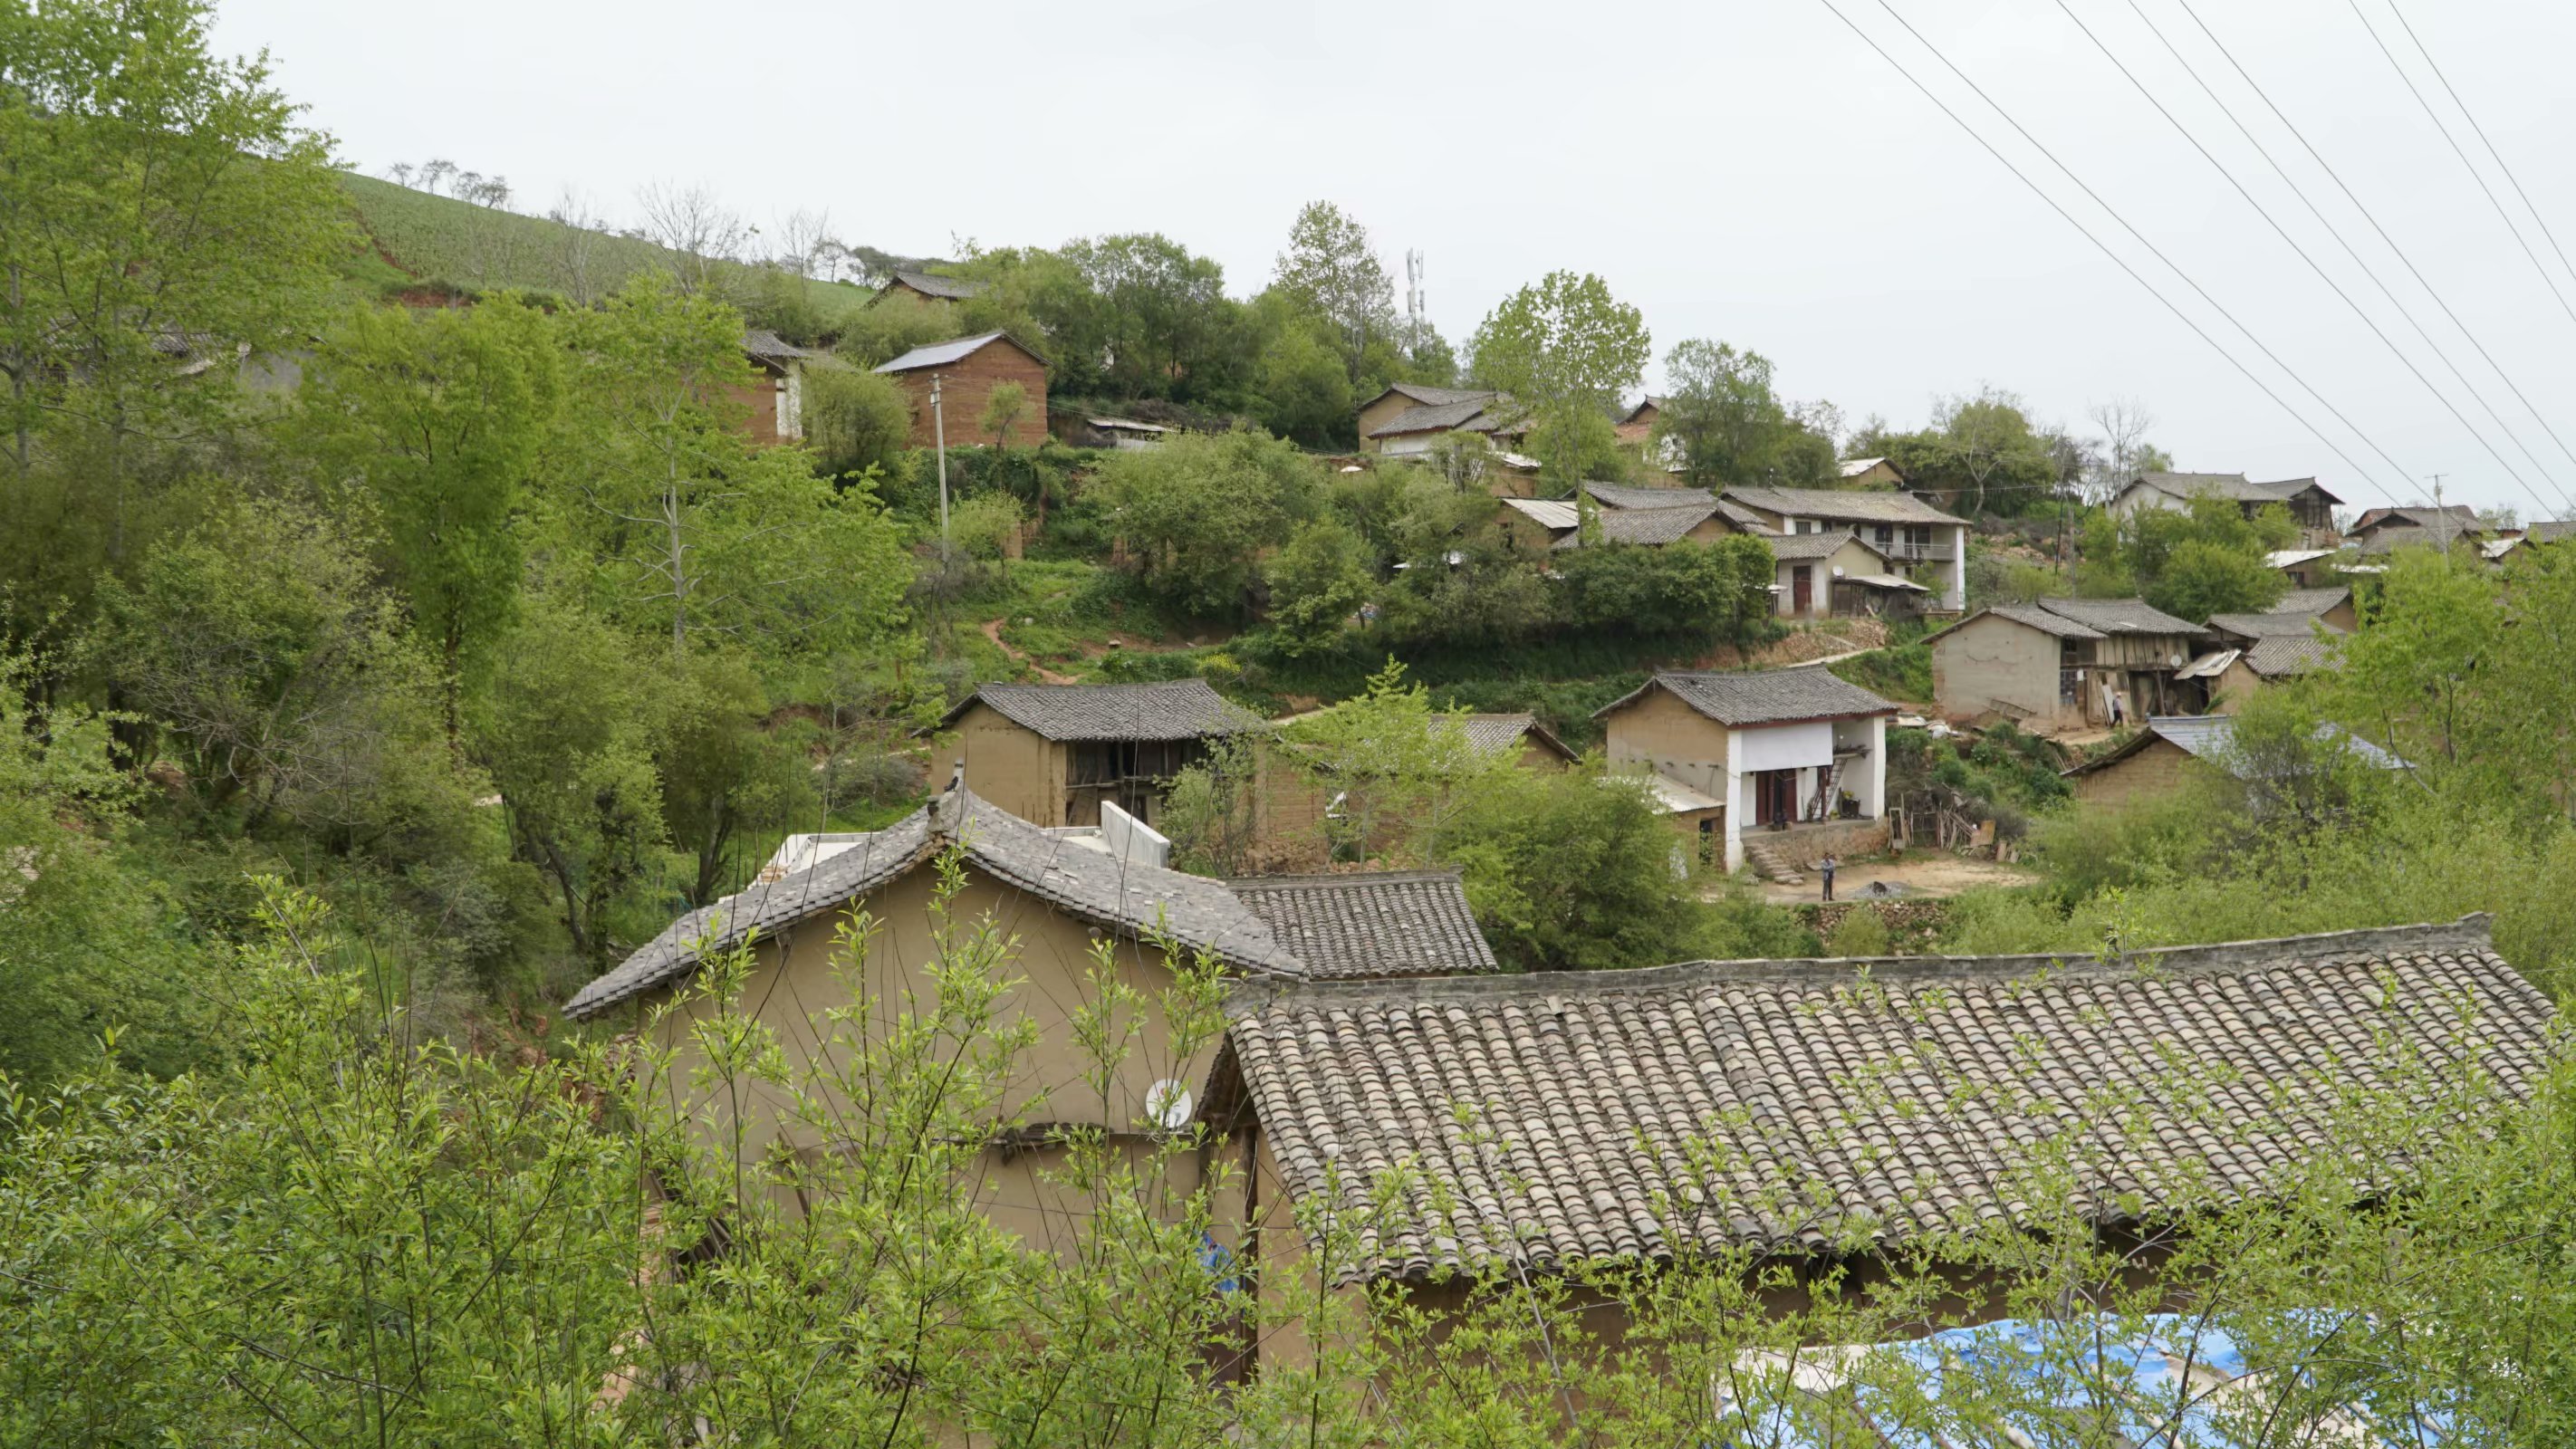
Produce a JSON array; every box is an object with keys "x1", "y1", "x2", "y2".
[
  {"x1": 1827, "y1": 0, "x2": 2407, "y2": 499},
  {"x1": 2348, "y1": 0, "x2": 2576, "y2": 334},
  {"x1": 2049, "y1": 0, "x2": 2572, "y2": 521},
  {"x1": 2385, "y1": 0, "x2": 2576, "y2": 299},
  {"x1": 2116, "y1": 0, "x2": 2573, "y2": 513},
  {"x1": 2171, "y1": 0, "x2": 2576, "y2": 487}
]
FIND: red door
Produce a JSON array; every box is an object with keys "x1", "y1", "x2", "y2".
[{"x1": 1792, "y1": 565, "x2": 1813, "y2": 616}]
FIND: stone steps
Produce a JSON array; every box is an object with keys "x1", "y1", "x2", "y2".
[{"x1": 1744, "y1": 840, "x2": 1805, "y2": 886}]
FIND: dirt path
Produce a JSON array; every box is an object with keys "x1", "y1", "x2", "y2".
[
  {"x1": 1750, "y1": 851, "x2": 2041, "y2": 905},
  {"x1": 981, "y1": 619, "x2": 1080, "y2": 685}
]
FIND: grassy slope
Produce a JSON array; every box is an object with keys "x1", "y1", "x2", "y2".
[{"x1": 337, "y1": 173, "x2": 872, "y2": 326}]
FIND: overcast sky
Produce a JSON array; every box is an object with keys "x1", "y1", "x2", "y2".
[{"x1": 216, "y1": 0, "x2": 2576, "y2": 518}]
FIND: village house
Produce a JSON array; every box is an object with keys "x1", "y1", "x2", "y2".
[
  {"x1": 2347, "y1": 504, "x2": 2480, "y2": 548},
  {"x1": 2189, "y1": 610, "x2": 2349, "y2": 712},
  {"x1": 1199, "y1": 916, "x2": 2548, "y2": 1376},
  {"x1": 1925, "y1": 597, "x2": 2205, "y2": 732},
  {"x1": 1838, "y1": 456, "x2": 1908, "y2": 488},
  {"x1": 1457, "y1": 712, "x2": 1578, "y2": 770},
  {"x1": 868, "y1": 269, "x2": 987, "y2": 307},
  {"x1": 931, "y1": 679, "x2": 1260, "y2": 829},
  {"x1": 2265, "y1": 548, "x2": 2342, "y2": 589},
  {"x1": 1354, "y1": 383, "x2": 1528, "y2": 457},
  {"x1": 1595, "y1": 667, "x2": 1895, "y2": 873},
  {"x1": 560, "y1": 781, "x2": 1502, "y2": 1259},
  {"x1": 872, "y1": 331, "x2": 1050, "y2": 449},
  {"x1": 1720, "y1": 485, "x2": 1971, "y2": 611},
  {"x1": 1551, "y1": 501, "x2": 1737, "y2": 552},
  {"x1": 2062, "y1": 713, "x2": 2408, "y2": 807},
  {"x1": 2108, "y1": 471, "x2": 2344, "y2": 543},
  {"x1": 1244, "y1": 708, "x2": 1576, "y2": 872},
  {"x1": 2270, "y1": 585, "x2": 2360, "y2": 632},
  {"x1": 733, "y1": 330, "x2": 810, "y2": 446},
  {"x1": 1761, "y1": 529, "x2": 1925, "y2": 621}
]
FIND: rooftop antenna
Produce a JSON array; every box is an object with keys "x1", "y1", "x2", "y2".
[{"x1": 1405, "y1": 248, "x2": 1427, "y2": 355}]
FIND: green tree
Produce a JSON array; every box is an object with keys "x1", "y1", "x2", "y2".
[
  {"x1": 1655, "y1": 339, "x2": 1793, "y2": 488},
  {"x1": 1253, "y1": 313, "x2": 1354, "y2": 447},
  {"x1": 658, "y1": 649, "x2": 815, "y2": 907},
  {"x1": 1092, "y1": 427, "x2": 1322, "y2": 618},
  {"x1": 801, "y1": 362, "x2": 914, "y2": 478},
  {"x1": 1062, "y1": 233, "x2": 1250, "y2": 403},
  {"x1": 979, "y1": 378, "x2": 1029, "y2": 449},
  {"x1": 1281, "y1": 658, "x2": 1514, "y2": 865},
  {"x1": 1264, "y1": 516, "x2": 1373, "y2": 655},
  {"x1": 1468, "y1": 272, "x2": 1650, "y2": 514},
  {"x1": 1270, "y1": 200, "x2": 1399, "y2": 380},
  {"x1": 1438, "y1": 766, "x2": 1714, "y2": 970},
  {"x1": 296, "y1": 297, "x2": 563, "y2": 745},
  {"x1": 1927, "y1": 387, "x2": 2058, "y2": 515},
  {"x1": 2113, "y1": 494, "x2": 2291, "y2": 619}
]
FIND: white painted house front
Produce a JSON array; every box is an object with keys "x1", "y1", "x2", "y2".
[{"x1": 1595, "y1": 668, "x2": 1897, "y2": 873}]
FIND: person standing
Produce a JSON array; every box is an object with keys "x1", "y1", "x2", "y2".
[{"x1": 1819, "y1": 852, "x2": 1838, "y2": 903}]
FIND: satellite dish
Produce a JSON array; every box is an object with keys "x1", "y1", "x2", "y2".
[
  {"x1": 1146, "y1": 1079, "x2": 1193, "y2": 1131},
  {"x1": 1831, "y1": 565, "x2": 1846, "y2": 578}
]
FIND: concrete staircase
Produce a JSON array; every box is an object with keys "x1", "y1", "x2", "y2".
[{"x1": 1744, "y1": 840, "x2": 1804, "y2": 886}]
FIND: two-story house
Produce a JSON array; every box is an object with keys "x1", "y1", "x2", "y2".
[
  {"x1": 1719, "y1": 485, "x2": 1972, "y2": 612},
  {"x1": 929, "y1": 679, "x2": 1261, "y2": 828},
  {"x1": 2108, "y1": 472, "x2": 2344, "y2": 545},
  {"x1": 1925, "y1": 598, "x2": 2205, "y2": 731},
  {"x1": 1594, "y1": 667, "x2": 1897, "y2": 873}
]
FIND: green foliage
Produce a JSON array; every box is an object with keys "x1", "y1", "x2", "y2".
[
  {"x1": 1468, "y1": 271, "x2": 1650, "y2": 497},
  {"x1": 1441, "y1": 768, "x2": 1713, "y2": 971},
  {"x1": 802, "y1": 362, "x2": 915, "y2": 477},
  {"x1": 657, "y1": 650, "x2": 816, "y2": 907},
  {"x1": 1264, "y1": 517, "x2": 1373, "y2": 655},
  {"x1": 1091, "y1": 427, "x2": 1322, "y2": 619},
  {"x1": 1828, "y1": 642, "x2": 1935, "y2": 705},
  {"x1": 1523, "y1": 407, "x2": 1633, "y2": 488},
  {"x1": 1824, "y1": 904, "x2": 1893, "y2": 955},
  {"x1": 1280, "y1": 658, "x2": 1515, "y2": 865},
  {"x1": 1556, "y1": 535, "x2": 1774, "y2": 639},
  {"x1": 978, "y1": 378, "x2": 1031, "y2": 446},
  {"x1": 1653, "y1": 339, "x2": 1832, "y2": 488},
  {"x1": 1269, "y1": 199, "x2": 1401, "y2": 382},
  {"x1": 2095, "y1": 494, "x2": 2290, "y2": 619},
  {"x1": 1252, "y1": 312, "x2": 1355, "y2": 447}
]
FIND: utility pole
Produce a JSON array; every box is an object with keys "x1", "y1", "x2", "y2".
[
  {"x1": 932, "y1": 371, "x2": 950, "y2": 554},
  {"x1": 2427, "y1": 473, "x2": 2450, "y2": 558}
]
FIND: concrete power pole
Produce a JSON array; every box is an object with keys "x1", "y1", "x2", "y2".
[
  {"x1": 1405, "y1": 249, "x2": 1426, "y2": 355},
  {"x1": 2427, "y1": 473, "x2": 2450, "y2": 558},
  {"x1": 932, "y1": 372, "x2": 950, "y2": 553}
]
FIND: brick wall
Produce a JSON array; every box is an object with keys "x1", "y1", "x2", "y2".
[{"x1": 887, "y1": 340, "x2": 1050, "y2": 449}]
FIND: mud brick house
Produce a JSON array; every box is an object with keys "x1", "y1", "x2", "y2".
[
  {"x1": 1354, "y1": 383, "x2": 1527, "y2": 457},
  {"x1": 2110, "y1": 471, "x2": 2345, "y2": 544},
  {"x1": 2062, "y1": 713, "x2": 2408, "y2": 807},
  {"x1": 1720, "y1": 485, "x2": 1971, "y2": 611},
  {"x1": 1595, "y1": 667, "x2": 1896, "y2": 872},
  {"x1": 2195, "y1": 609, "x2": 2350, "y2": 712},
  {"x1": 1926, "y1": 597, "x2": 2204, "y2": 732},
  {"x1": 872, "y1": 331, "x2": 1050, "y2": 449},
  {"x1": 1197, "y1": 916, "x2": 2550, "y2": 1371},
  {"x1": 931, "y1": 679, "x2": 1260, "y2": 829},
  {"x1": 867, "y1": 269, "x2": 987, "y2": 308},
  {"x1": 731, "y1": 330, "x2": 811, "y2": 446},
  {"x1": 1761, "y1": 529, "x2": 1925, "y2": 620},
  {"x1": 1837, "y1": 455, "x2": 1908, "y2": 488}
]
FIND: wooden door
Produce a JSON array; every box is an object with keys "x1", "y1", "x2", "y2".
[{"x1": 1792, "y1": 565, "x2": 1813, "y2": 616}]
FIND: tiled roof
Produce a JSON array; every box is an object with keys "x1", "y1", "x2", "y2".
[
  {"x1": 2068, "y1": 715, "x2": 2407, "y2": 778},
  {"x1": 1457, "y1": 713, "x2": 1574, "y2": 761},
  {"x1": 563, "y1": 788, "x2": 1302, "y2": 1019},
  {"x1": 1551, "y1": 503, "x2": 1721, "y2": 549},
  {"x1": 2206, "y1": 611, "x2": 2336, "y2": 639},
  {"x1": 884, "y1": 269, "x2": 985, "y2": 302},
  {"x1": 2126, "y1": 470, "x2": 2326, "y2": 505},
  {"x1": 1368, "y1": 397, "x2": 1507, "y2": 437},
  {"x1": 2037, "y1": 597, "x2": 2201, "y2": 636},
  {"x1": 2241, "y1": 635, "x2": 2342, "y2": 677},
  {"x1": 1584, "y1": 480, "x2": 1707, "y2": 510},
  {"x1": 874, "y1": 331, "x2": 1047, "y2": 373},
  {"x1": 1925, "y1": 603, "x2": 2106, "y2": 644},
  {"x1": 2525, "y1": 520, "x2": 2576, "y2": 543},
  {"x1": 1379, "y1": 383, "x2": 1495, "y2": 408},
  {"x1": 1838, "y1": 456, "x2": 1890, "y2": 477},
  {"x1": 1226, "y1": 870, "x2": 1499, "y2": 980},
  {"x1": 2270, "y1": 586, "x2": 2351, "y2": 616},
  {"x1": 1211, "y1": 917, "x2": 2548, "y2": 1279},
  {"x1": 1596, "y1": 668, "x2": 1898, "y2": 727},
  {"x1": 740, "y1": 329, "x2": 811, "y2": 361},
  {"x1": 1762, "y1": 529, "x2": 1881, "y2": 564},
  {"x1": 1723, "y1": 485, "x2": 1967, "y2": 527},
  {"x1": 938, "y1": 679, "x2": 1261, "y2": 742},
  {"x1": 2353, "y1": 504, "x2": 2478, "y2": 534}
]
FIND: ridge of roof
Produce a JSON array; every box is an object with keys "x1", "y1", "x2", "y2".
[
  {"x1": 2036, "y1": 596, "x2": 2201, "y2": 635},
  {"x1": 935, "y1": 678, "x2": 1262, "y2": 742},
  {"x1": 1595, "y1": 667, "x2": 1898, "y2": 727},
  {"x1": 1922, "y1": 603, "x2": 2106, "y2": 644},
  {"x1": 1722, "y1": 485, "x2": 1967, "y2": 527},
  {"x1": 874, "y1": 330, "x2": 1050, "y2": 373}
]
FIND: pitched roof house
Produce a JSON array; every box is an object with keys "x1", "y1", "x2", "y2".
[
  {"x1": 873, "y1": 331, "x2": 1050, "y2": 448},
  {"x1": 1722, "y1": 485, "x2": 1972, "y2": 610},
  {"x1": 1837, "y1": 456, "x2": 1907, "y2": 488},
  {"x1": 1203, "y1": 917, "x2": 2547, "y2": 1317},
  {"x1": 2110, "y1": 472, "x2": 2343, "y2": 540},
  {"x1": 869, "y1": 269, "x2": 987, "y2": 306},
  {"x1": 2062, "y1": 713, "x2": 2408, "y2": 806},
  {"x1": 1548, "y1": 501, "x2": 1736, "y2": 551},
  {"x1": 1354, "y1": 384, "x2": 1526, "y2": 458},
  {"x1": 1925, "y1": 598, "x2": 2204, "y2": 731},
  {"x1": 562, "y1": 780, "x2": 1504, "y2": 1258},
  {"x1": 1595, "y1": 668, "x2": 1898, "y2": 872},
  {"x1": 2349, "y1": 504, "x2": 2480, "y2": 543},
  {"x1": 733, "y1": 330, "x2": 812, "y2": 446},
  {"x1": 1456, "y1": 713, "x2": 1578, "y2": 768},
  {"x1": 931, "y1": 679, "x2": 1262, "y2": 829},
  {"x1": 1759, "y1": 529, "x2": 1924, "y2": 620}
]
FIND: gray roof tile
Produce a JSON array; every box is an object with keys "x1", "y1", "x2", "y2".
[
  {"x1": 1723, "y1": 485, "x2": 1967, "y2": 527},
  {"x1": 940, "y1": 679, "x2": 1261, "y2": 742},
  {"x1": 1551, "y1": 503, "x2": 1723, "y2": 549},
  {"x1": 1368, "y1": 396, "x2": 1505, "y2": 437},
  {"x1": 1226, "y1": 870, "x2": 1500, "y2": 980},
  {"x1": 2269, "y1": 587, "x2": 2351, "y2": 616},
  {"x1": 1595, "y1": 668, "x2": 1898, "y2": 727},
  {"x1": 1214, "y1": 917, "x2": 2548, "y2": 1279},
  {"x1": 2037, "y1": 597, "x2": 2201, "y2": 635},
  {"x1": 562, "y1": 788, "x2": 1302, "y2": 1019},
  {"x1": 2206, "y1": 611, "x2": 2337, "y2": 639},
  {"x1": 885, "y1": 269, "x2": 985, "y2": 302},
  {"x1": 2241, "y1": 635, "x2": 2342, "y2": 677}
]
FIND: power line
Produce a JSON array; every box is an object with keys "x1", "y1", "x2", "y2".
[
  {"x1": 2348, "y1": 0, "x2": 2576, "y2": 334},
  {"x1": 2170, "y1": 0, "x2": 2576, "y2": 484},
  {"x1": 2102, "y1": 0, "x2": 2576, "y2": 516},
  {"x1": 2048, "y1": 0, "x2": 2571, "y2": 522},
  {"x1": 1829, "y1": 0, "x2": 2407, "y2": 498},
  {"x1": 2387, "y1": 0, "x2": 2576, "y2": 298}
]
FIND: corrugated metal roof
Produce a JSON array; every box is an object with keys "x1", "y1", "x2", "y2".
[
  {"x1": 874, "y1": 331, "x2": 1047, "y2": 373},
  {"x1": 1500, "y1": 497, "x2": 1580, "y2": 531}
]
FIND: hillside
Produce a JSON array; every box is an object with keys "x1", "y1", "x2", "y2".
[{"x1": 337, "y1": 172, "x2": 875, "y2": 331}]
